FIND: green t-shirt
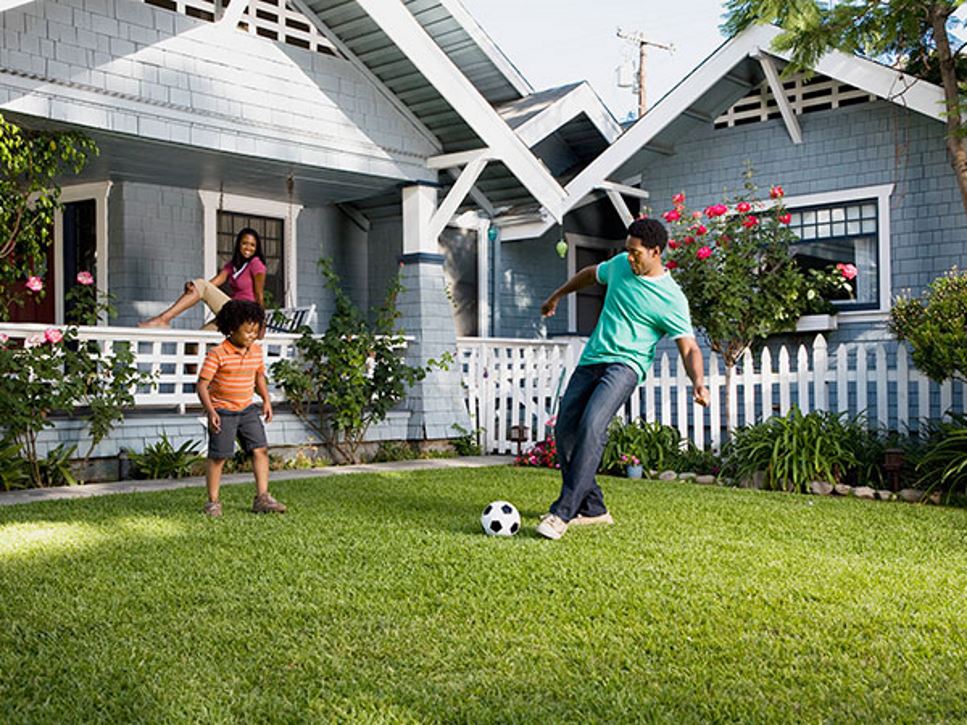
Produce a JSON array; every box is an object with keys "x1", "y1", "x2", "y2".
[{"x1": 578, "y1": 253, "x2": 695, "y2": 382}]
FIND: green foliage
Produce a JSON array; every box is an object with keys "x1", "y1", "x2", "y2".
[
  {"x1": 373, "y1": 440, "x2": 417, "y2": 463},
  {"x1": 662, "y1": 171, "x2": 851, "y2": 369},
  {"x1": 128, "y1": 434, "x2": 204, "y2": 479},
  {"x1": 271, "y1": 258, "x2": 450, "y2": 464},
  {"x1": 721, "y1": 407, "x2": 858, "y2": 492},
  {"x1": 0, "y1": 438, "x2": 31, "y2": 491},
  {"x1": 917, "y1": 414, "x2": 967, "y2": 500},
  {"x1": 0, "y1": 113, "x2": 97, "y2": 319},
  {"x1": 890, "y1": 267, "x2": 967, "y2": 384},
  {"x1": 674, "y1": 444, "x2": 723, "y2": 476},
  {"x1": 450, "y1": 424, "x2": 483, "y2": 457},
  {"x1": 38, "y1": 443, "x2": 79, "y2": 487},
  {"x1": 601, "y1": 418, "x2": 683, "y2": 473}
]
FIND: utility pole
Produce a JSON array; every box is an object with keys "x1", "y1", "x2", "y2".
[{"x1": 617, "y1": 29, "x2": 673, "y2": 117}]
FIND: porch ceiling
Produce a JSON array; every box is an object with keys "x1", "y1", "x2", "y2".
[
  {"x1": 301, "y1": 0, "x2": 529, "y2": 154},
  {"x1": 39, "y1": 121, "x2": 403, "y2": 206}
]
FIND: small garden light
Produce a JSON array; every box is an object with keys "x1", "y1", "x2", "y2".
[
  {"x1": 508, "y1": 425, "x2": 529, "y2": 456},
  {"x1": 883, "y1": 447, "x2": 905, "y2": 491}
]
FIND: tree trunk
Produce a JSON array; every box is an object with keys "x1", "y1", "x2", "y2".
[{"x1": 928, "y1": 5, "x2": 967, "y2": 215}]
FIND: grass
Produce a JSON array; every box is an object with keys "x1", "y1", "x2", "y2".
[{"x1": 1, "y1": 467, "x2": 966, "y2": 723}]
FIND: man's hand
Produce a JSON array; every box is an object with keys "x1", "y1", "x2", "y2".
[
  {"x1": 541, "y1": 295, "x2": 560, "y2": 318},
  {"x1": 262, "y1": 400, "x2": 273, "y2": 424},
  {"x1": 208, "y1": 410, "x2": 221, "y2": 434},
  {"x1": 693, "y1": 385, "x2": 710, "y2": 407}
]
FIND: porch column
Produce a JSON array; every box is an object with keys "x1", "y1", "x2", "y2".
[{"x1": 398, "y1": 183, "x2": 472, "y2": 440}]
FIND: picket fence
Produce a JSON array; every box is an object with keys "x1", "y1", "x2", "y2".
[{"x1": 456, "y1": 335, "x2": 967, "y2": 455}]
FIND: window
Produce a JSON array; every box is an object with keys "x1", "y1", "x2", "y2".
[
  {"x1": 217, "y1": 211, "x2": 285, "y2": 307},
  {"x1": 788, "y1": 199, "x2": 879, "y2": 309}
]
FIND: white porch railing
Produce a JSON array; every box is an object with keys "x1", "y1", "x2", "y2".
[
  {"x1": 0, "y1": 323, "x2": 301, "y2": 412},
  {"x1": 456, "y1": 335, "x2": 967, "y2": 454}
]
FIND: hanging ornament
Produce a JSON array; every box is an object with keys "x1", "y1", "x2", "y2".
[
  {"x1": 487, "y1": 225, "x2": 499, "y2": 243},
  {"x1": 555, "y1": 238, "x2": 568, "y2": 259}
]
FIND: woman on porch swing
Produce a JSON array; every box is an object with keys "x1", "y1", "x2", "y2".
[{"x1": 139, "y1": 228, "x2": 267, "y2": 328}]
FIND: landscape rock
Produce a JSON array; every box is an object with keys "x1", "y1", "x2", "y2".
[
  {"x1": 648, "y1": 470, "x2": 658, "y2": 478},
  {"x1": 695, "y1": 474, "x2": 717, "y2": 485},
  {"x1": 678, "y1": 472, "x2": 697, "y2": 481},
  {"x1": 833, "y1": 484, "x2": 853, "y2": 496},
  {"x1": 658, "y1": 470, "x2": 678, "y2": 481},
  {"x1": 809, "y1": 481, "x2": 834, "y2": 496},
  {"x1": 928, "y1": 491, "x2": 942, "y2": 505},
  {"x1": 876, "y1": 489, "x2": 895, "y2": 501},
  {"x1": 853, "y1": 486, "x2": 876, "y2": 500},
  {"x1": 740, "y1": 470, "x2": 767, "y2": 489},
  {"x1": 897, "y1": 488, "x2": 925, "y2": 503}
]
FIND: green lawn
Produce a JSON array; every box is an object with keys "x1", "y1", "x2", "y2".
[{"x1": 1, "y1": 467, "x2": 966, "y2": 723}]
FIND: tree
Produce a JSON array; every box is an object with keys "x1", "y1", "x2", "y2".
[
  {"x1": 723, "y1": 1, "x2": 967, "y2": 215},
  {"x1": 0, "y1": 113, "x2": 97, "y2": 319},
  {"x1": 890, "y1": 267, "x2": 967, "y2": 383}
]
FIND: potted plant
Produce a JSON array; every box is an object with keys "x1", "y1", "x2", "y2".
[{"x1": 620, "y1": 454, "x2": 643, "y2": 479}]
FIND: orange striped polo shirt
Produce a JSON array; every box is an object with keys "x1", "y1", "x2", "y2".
[{"x1": 198, "y1": 340, "x2": 265, "y2": 412}]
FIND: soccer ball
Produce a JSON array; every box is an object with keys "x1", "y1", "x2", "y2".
[{"x1": 480, "y1": 500, "x2": 520, "y2": 537}]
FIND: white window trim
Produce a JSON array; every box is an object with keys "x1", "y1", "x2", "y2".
[
  {"x1": 198, "y1": 191, "x2": 303, "y2": 308},
  {"x1": 54, "y1": 181, "x2": 112, "y2": 325},
  {"x1": 778, "y1": 183, "x2": 894, "y2": 324},
  {"x1": 566, "y1": 233, "x2": 617, "y2": 334}
]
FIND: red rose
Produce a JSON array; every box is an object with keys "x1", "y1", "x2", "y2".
[
  {"x1": 668, "y1": 240, "x2": 679, "y2": 249},
  {"x1": 666, "y1": 260, "x2": 678, "y2": 270},
  {"x1": 662, "y1": 209, "x2": 681, "y2": 223},
  {"x1": 770, "y1": 185, "x2": 784, "y2": 199},
  {"x1": 672, "y1": 192, "x2": 686, "y2": 205},
  {"x1": 742, "y1": 215, "x2": 759, "y2": 228},
  {"x1": 695, "y1": 224, "x2": 708, "y2": 235},
  {"x1": 778, "y1": 213, "x2": 792, "y2": 225},
  {"x1": 696, "y1": 246, "x2": 713, "y2": 261},
  {"x1": 736, "y1": 201, "x2": 752, "y2": 213}
]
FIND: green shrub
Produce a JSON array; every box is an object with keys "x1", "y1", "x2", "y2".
[
  {"x1": 129, "y1": 434, "x2": 204, "y2": 479},
  {"x1": 673, "y1": 444, "x2": 722, "y2": 475},
  {"x1": 0, "y1": 439, "x2": 31, "y2": 491},
  {"x1": 601, "y1": 418, "x2": 682, "y2": 474},
  {"x1": 917, "y1": 414, "x2": 967, "y2": 500},
  {"x1": 721, "y1": 408, "x2": 857, "y2": 492},
  {"x1": 38, "y1": 443, "x2": 79, "y2": 487},
  {"x1": 373, "y1": 441, "x2": 417, "y2": 463},
  {"x1": 450, "y1": 424, "x2": 483, "y2": 457}
]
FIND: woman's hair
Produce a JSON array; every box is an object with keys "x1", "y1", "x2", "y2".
[
  {"x1": 231, "y1": 227, "x2": 267, "y2": 271},
  {"x1": 216, "y1": 300, "x2": 265, "y2": 337}
]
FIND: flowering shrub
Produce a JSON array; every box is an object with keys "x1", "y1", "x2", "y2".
[
  {"x1": 619, "y1": 454, "x2": 641, "y2": 467},
  {"x1": 515, "y1": 435, "x2": 559, "y2": 468}
]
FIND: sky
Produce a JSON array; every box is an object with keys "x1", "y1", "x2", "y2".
[{"x1": 461, "y1": 0, "x2": 731, "y2": 122}]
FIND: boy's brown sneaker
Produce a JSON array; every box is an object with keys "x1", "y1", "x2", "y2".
[
  {"x1": 203, "y1": 501, "x2": 222, "y2": 517},
  {"x1": 252, "y1": 492, "x2": 287, "y2": 514}
]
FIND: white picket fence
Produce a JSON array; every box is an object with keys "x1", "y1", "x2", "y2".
[
  {"x1": 456, "y1": 335, "x2": 967, "y2": 454},
  {"x1": 0, "y1": 323, "x2": 301, "y2": 412}
]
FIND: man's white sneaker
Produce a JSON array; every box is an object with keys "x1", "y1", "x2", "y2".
[
  {"x1": 570, "y1": 512, "x2": 614, "y2": 526},
  {"x1": 536, "y1": 513, "x2": 568, "y2": 540}
]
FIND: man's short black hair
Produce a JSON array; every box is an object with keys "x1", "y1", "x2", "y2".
[
  {"x1": 216, "y1": 300, "x2": 265, "y2": 337},
  {"x1": 627, "y1": 218, "x2": 668, "y2": 252}
]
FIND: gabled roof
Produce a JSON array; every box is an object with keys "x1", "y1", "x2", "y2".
[{"x1": 562, "y1": 24, "x2": 945, "y2": 211}]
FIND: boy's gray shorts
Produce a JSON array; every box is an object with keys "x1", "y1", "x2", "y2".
[{"x1": 208, "y1": 404, "x2": 267, "y2": 459}]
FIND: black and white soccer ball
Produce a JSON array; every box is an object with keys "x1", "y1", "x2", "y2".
[{"x1": 480, "y1": 500, "x2": 520, "y2": 537}]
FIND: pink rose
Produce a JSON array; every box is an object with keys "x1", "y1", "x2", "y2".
[
  {"x1": 770, "y1": 185, "x2": 784, "y2": 199},
  {"x1": 695, "y1": 224, "x2": 708, "y2": 235},
  {"x1": 25, "y1": 276, "x2": 43, "y2": 293},
  {"x1": 24, "y1": 334, "x2": 44, "y2": 349},
  {"x1": 691, "y1": 211, "x2": 703, "y2": 220},
  {"x1": 662, "y1": 209, "x2": 681, "y2": 223},
  {"x1": 672, "y1": 192, "x2": 686, "y2": 205},
  {"x1": 76, "y1": 271, "x2": 94, "y2": 286},
  {"x1": 44, "y1": 328, "x2": 63, "y2": 344},
  {"x1": 0, "y1": 333, "x2": 8, "y2": 345},
  {"x1": 696, "y1": 246, "x2": 713, "y2": 261},
  {"x1": 742, "y1": 216, "x2": 759, "y2": 228},
  {"x1": 736, "y1": 201, "x2": 752, "y2": 213},
  {"x1": 836, "y1": 263, "x2": 858, "y2": 280},
  {"x1": 666, "y1": 260, "x2": 678, "y2": 270},
  {"x1": 778, "y1": 213, "x2": 792, "y2": 225},
  {"x1": 636, "y1": 212, "x2": 648, "y2": 220}
]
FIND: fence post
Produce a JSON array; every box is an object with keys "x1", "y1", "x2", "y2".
[{"x1": 813, "y1": 335, "x2": 828, "y2": 412}]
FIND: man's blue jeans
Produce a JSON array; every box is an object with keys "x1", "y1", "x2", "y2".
[{"x1": 550, "y1": 362, "x2": 639, "y2": 522}]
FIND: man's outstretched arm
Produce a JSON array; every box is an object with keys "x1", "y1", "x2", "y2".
[
  {"x1": 676, "y1": 336, "x2": 710, "y2": 407},
  {"x1": 541, "y1": 265, "x2": 599, "y2": 317}
]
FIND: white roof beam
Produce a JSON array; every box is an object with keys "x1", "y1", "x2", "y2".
[
  {"x1": 217, "y1": 0, "x2": 249, "y2": 27},
  {"x1": 754, "y1": 51, "x2": 802, "y2": 145},
  {"x1": 448, "y1": 169, "x2": 498, "y2": 218},
  {"x1": 596, "y1": 180, "x2": 650, "y2": 200},
  {"x1": 430, "y1": 155, "x2": 490, "y2": 242},
  {"x1": 353, "y1": 0, "x2": 568, "y2": 222},
  {"x1": 604, "y1": 190, "x2": 634, "y2": 227},
  {"x1": 514, "y1": 83, "x2": 622, "y2": 148},
  {"x1": 428, "y1": 148, "x2": 494, "y2": 170}
]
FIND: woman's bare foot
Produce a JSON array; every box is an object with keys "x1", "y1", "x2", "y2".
[{"x1": 138, "y1": 317, "x2": 170, "y2": 328}]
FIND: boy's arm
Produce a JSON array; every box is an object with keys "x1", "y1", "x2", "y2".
[
  {"x1": 676, "y1": 336, "x2": 710, "y2": 407},
  {"x1": 255, "y1": 371, "x2": 273, "y2": 423},
  {"x1": 197, "y1": 379, "x2": 221, "y2": 433},
  {"x1": 541, "y1": 265, "x2": 599, "y2": 317}
]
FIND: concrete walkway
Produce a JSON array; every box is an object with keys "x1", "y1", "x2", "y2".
[{"x1": 0, "y1": 455, "x2": 514, "y2": 507}]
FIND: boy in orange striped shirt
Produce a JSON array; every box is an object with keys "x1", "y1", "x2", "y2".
[{"x1": 197, "y1": 300, "x2": 286, "y2": 517}]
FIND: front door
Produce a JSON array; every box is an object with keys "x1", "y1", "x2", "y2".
[{"x1": 8, "y1": 238, "x2": 55, "y2": 324}]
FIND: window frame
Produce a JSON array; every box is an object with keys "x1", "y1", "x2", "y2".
[
  {"x1": 779, "y1": 184, "x2": 894, "y2": 323},
  {"x1": 198, "y1": 190, "x2": 303, "y2": 308}
]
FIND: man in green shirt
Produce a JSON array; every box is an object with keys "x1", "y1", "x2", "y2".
[{"x1": 536, "y1": 218, "x2": 710, "y2": 540}]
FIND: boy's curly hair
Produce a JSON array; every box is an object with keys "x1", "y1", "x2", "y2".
[
  {"x1": 215, "y1": 300, "x2": 265, "y2": 337},
  {"x1": 627, "y1": 218, "x2": 668, "y2": 251}
]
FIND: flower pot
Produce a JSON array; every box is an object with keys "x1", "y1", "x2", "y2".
[{"x1": 626, "y1": 465, "x2": 643, "y2": 479}]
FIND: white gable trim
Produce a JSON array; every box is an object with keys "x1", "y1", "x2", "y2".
[{"x1": 515, "y1": 83, "x2": 622, "y2": 148}]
